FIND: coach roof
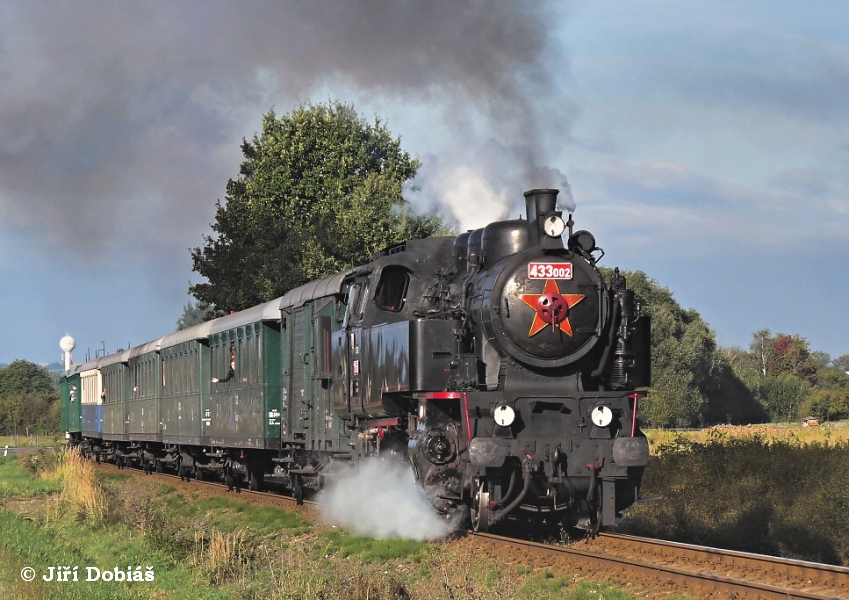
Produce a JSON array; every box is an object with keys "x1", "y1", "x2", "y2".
[{"x1": 91, "y1": 268, "x2": 360, "y2": 358}]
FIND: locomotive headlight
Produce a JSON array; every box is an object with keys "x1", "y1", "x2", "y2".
[
  {"x1": 543, "y1": 215, "x2": 566, "y2": 238},
  {"x1": 493, "y1": 404, "x2": 515, "y2": 427},
  {"x1": 590, "y1": 405, "x2": 613, "y2": 428}
]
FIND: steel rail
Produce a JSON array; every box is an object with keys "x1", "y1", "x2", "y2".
[
  {"x1": 474, "y1": 532, "x2": 849, "y2": 599},
  {"x1": 596, "y1": 532, "x2": 849, "y2": 597}
]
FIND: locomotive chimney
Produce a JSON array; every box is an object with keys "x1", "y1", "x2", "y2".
[{"x1": 524, "y1": 188, "x2": 559, "y2": 246}]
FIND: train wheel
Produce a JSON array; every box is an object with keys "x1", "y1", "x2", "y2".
[
  {"x1": 293, "y1": 475, "x2": 304, "y2": 506},
  {"x1": 155, "y1": 459, "x2": 163, "y2": 474},
  {"x1": 586, "y1": 497, "x2": 601, "y2": 536},
  {"x1": 248, "y1": 469, "x2": 263, "y2": 492},
  {"x1": 471, "y1": 478, "x2": 491, "y2": 533},
  {"x1": 194, "y1": 464, "x2": 204, "y2": 481}
]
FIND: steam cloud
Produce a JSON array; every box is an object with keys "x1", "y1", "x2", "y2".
[
  {"x1": 0, "y1": 0, "x2": 572, "y2": 266},
  {"x1": 411, "y1": 141, "x2": 577, "y2": 231},
  {"x1": 317, "y1": 458, "x2": 453, "y2": 541}
]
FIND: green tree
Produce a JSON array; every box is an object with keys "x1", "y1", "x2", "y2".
[
  {"x1": 833, "y1": 354, "x2": 849, "y2": 372},
  {"x1": 750, "y1": 328, "x2": 773, "y2": 377},
  {"x1": 0, "y1": 360, "x2": 54, "y2": 398},
  {"x1": 0, "y1": 360, "x2": 59, "y2": 434},
  {"x1": 190, "y1": 101, "x2": 448, "y2": 311},
  {"x1": 811, "y1": 351, "x2": 831, "y2": 370},
  {"x1": 176, "y1": 300, "x2": 217, "y2": 331},
  {"x1": 768, "y1": 334, "x2": 818, "y2": 382},
  {"x1": 816, "y1": 366, "x2": 849, "y2": 390},
  {"x1": 604, "y1": 270, "x2": 728, "y2": 427},
  {"x1": 704, "y1": 352, "x2": 768, "y2": 424},
  {"x1": 799, "y1": 388, "x2": 849, "y2": 421},
  {"x1": 0, "y1": 393, "x2": 56, "y2": 434},
  {"x1": 748, "y1": 372, "x2": 811, "y2": 422}
]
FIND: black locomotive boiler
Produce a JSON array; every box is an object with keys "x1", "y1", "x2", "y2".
[
  {"x1": 62, "y1": 188, "x2": 650, "y2": 533},
  {"x1": 403, "y1": 188, "x2": 651, "y2": 531}
]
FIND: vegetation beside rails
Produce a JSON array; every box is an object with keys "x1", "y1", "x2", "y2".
[
  {"x1": 619, "y1": 431, "x2": 849, "y2": 566},
  {"x1": 0, "y1": 449, "x2": 642, "y2": 600},
  {"x1": 644, "y1": 420, "x2": 849, "y2": 450}
]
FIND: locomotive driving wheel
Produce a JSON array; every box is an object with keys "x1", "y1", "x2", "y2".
[{"x1": 470, "y1": 478, "x2": 491, "y2": 533}]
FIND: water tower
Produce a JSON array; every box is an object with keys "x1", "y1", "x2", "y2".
[{"x1": 60, "y1": 335, "x2": 75, "y2": 374}]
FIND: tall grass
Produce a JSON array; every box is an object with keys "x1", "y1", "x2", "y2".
[
  {"x1": 38, "y1": 447, "x2": 110, "y2": 523},
  {"x1": 192, "y1": 528, "x2": 249, "y2": 585}
]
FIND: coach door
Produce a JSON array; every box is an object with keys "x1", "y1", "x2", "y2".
[
  {"x1": 309, "y1": 299, "x2": 336, "y2": 450},
  {"x1": 342, "y1": 278, "x2": 368, "y2": 418},
  {"x1": 282, "y1": 299, "x2": 335, "y2": 451}
]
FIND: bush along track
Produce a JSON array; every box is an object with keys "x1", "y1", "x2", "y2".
[{"x1": 617, "y1": 434, "x2": 849, "y2": 566}]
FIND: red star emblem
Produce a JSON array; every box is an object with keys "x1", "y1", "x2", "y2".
[{"x1": 517, "y1": 279, "x2": 585, "y2": 337}]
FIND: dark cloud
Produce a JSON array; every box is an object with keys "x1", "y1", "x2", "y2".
[{"x1": 0, "y1": 0, "x2": 569, "y2": 265}]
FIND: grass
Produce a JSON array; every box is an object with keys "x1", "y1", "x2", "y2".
[
  {"x1": 0, "y1": 450, "x2": 643, "y2": 599},
  {"x1": 0, "y1": 456, "x2": 63, "y2": 499},
  {"x1": 166, "y1": 494, "x2": 307, "y2": 534},
  {"x1": 0, "y1": 434, "x2": 62, "y2": 449},
  {"x1": 319, "y1": 529, "x2": 430, "y2": 563}
]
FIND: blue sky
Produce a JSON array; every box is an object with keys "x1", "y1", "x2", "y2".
[{"x1": 1, "y1": 1, "x2": 847, "y2": 366}]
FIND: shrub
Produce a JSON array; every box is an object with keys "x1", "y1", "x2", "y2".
[{"x1": 619, "y1": 437, "x2": 849, "y2": 565}]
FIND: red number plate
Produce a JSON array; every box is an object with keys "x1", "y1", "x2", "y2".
[{"x1": 528, "y1": 262, "x2": 573, "y2": 279}]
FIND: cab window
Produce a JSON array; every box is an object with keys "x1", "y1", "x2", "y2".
[{"x1": 374, "y1": 267, "x2": 409, "y2": 312}]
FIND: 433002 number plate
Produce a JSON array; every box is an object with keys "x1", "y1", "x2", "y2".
[{"x1": 528, "y1": 262, "x2": 573, "y2": 279}]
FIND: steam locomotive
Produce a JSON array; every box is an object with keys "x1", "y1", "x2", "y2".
[{"x1": 61, "y1": 188, "x2": 650, "y2": 532}]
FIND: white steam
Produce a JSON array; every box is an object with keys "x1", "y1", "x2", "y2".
[
  {"x1": 317, "y1": 458, "x2": 453, "y2": 541},
  {"x1": 410, "y1": 139, "x2": 577, "y2": 231}
]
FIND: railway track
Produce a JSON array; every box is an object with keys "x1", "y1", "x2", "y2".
[
  {"x1": 474, "y1": 531, "x2": 849, "y2": 599},
  {"x1": 97, "y1": 461, "x2": 849, "y2": 599},
  {"x1": 96, "y1": 460, "x2": 321, "y2": 517}
]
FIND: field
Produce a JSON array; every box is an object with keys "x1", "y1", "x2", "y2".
[
  {"x1": 0, "y1": 450, "x2": 642, "y2": 600},
  {"x1": 0, "y1": 434, "x2": 62, "y2": 449},
  {"x1": 645, "y1": 421, "x2": 849, "y2": 450},
  {"x1": 620, "y1": 423, "x2": 849, "y2": 566}
]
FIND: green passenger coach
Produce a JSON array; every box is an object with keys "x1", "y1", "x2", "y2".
[
  {"x1": 64, "y1": 268, "x2": 356, "y2": 490},
  {"x1": 60, "y1": 371, "x2": 82, "y2": 439}
]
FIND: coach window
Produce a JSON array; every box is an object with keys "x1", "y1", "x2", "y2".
[
  {"x1": 190, "y1": 347, "x2": 197, "y2": 392},
  {"x1": 248, "y1": 333, "x2": 256, "y2": 383},
  {"x1": 374, "y1": 267, "x2": 409, "y2": 312},
  {"x1": 239, "y1": 336, "x2": 247, "y2": 383}
]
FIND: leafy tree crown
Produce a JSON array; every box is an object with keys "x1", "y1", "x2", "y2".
[{"x1": 190, "y1": 101, "x2": 448, "y2": 312}]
